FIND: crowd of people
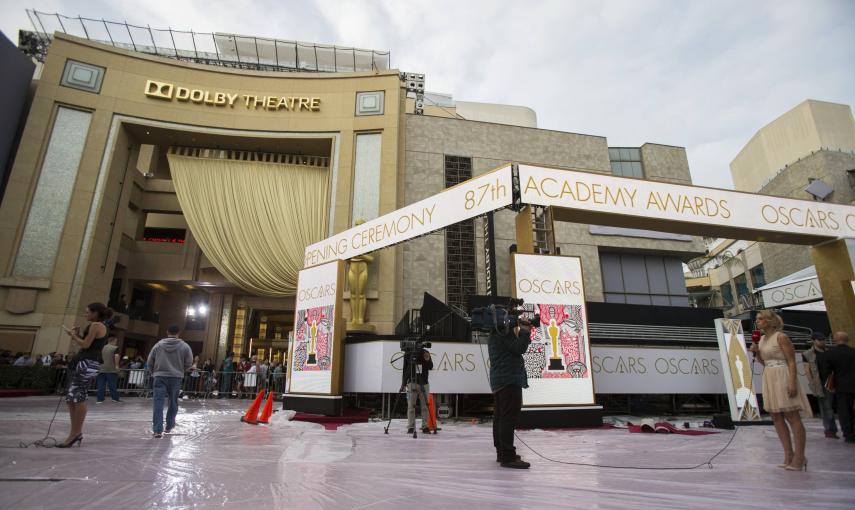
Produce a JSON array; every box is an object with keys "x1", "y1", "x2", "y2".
[
  {"x1": 213, "y1": 352, "x2": 287, "y2": 397},
  {"x1": 0, "y1": 350, "x2": 71, "y2": 368}
]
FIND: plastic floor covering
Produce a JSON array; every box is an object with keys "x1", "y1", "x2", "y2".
[{"x1": 0, "y1": 397, "x2": 853, "y2": 509}]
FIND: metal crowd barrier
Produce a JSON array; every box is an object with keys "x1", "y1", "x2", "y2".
[{"x1": 51, "y1": 368, "x2": 286, "y2": 400}]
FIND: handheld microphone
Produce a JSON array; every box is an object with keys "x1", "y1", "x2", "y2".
[{"x1": 751, "y1": 330, "x2": 761, "y2": 344}]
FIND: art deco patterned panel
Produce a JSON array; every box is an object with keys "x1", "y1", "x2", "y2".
[{"x1": 13, "y1": 107, "x2": 92, "y2": 278}]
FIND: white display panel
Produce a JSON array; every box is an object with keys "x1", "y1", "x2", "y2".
[
  {"x1": 714, "y1": 319, "x2": 762, "y2": 422},
  {"x1": 304, "y1": 164, "x2": 513, "y2": 267},
  {"x1": 591, "y1": 346, "x2": 726, "y2": 394},
  {"x1": 514, "y1": 254, "x2": 595, "y2": 407},
  {"x1": 342, "y1": 341, "x2": 491, "y2": 394},
  {"x1": 287, "y1": 260, "x2": 343, "y2": 395},
  {"x1": 340, "y1": 342, "x2": 813, "y2": 396},
  {"x1": 520, "y1": 164, "x2": 855, "y2": 239}
]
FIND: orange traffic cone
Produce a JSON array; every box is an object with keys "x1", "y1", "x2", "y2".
[
  {"x1": 427, "y1": 394, "x2": 438, "y2": 432},
  {"x1": 240, "y1": 390, "x2": 265, "y2": 424},
  {"x1": 258, "y1": 390, "x2": 276, "y2": 424}
]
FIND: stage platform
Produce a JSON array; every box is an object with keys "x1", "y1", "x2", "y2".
[{"x1": 0, "y1": 397, "x2": 853, "y2": 509}]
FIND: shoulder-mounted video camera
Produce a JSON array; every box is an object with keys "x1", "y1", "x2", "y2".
[
  {"x1": 470, "y1": 298, "x2": 540, "y2": 334},
  {"x1": 400, "y1": 337, "x2": 432, "y2": 353}
]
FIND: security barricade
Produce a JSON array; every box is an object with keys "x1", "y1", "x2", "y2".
[{"x1": 45, "y1": 367, "x2": 285, "y2": 400}]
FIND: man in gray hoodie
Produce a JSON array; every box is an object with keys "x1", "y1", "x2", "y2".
[{"x1": 148, "y1": 325, "x2": 193, "y2": 438}]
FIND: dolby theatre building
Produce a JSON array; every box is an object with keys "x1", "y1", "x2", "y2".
[{"x1": 0, "y1": 28, "x2": 712, "y2": 375}]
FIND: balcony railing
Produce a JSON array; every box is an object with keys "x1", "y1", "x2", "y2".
[{"x1": 20, "y1": 10, "x2": 391, "y2": 74}]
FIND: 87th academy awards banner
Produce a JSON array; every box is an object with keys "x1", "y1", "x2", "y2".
[
  {"x1": 286, "y1": 260, "x2": 345, "y2": 395},
  {"x1": 303, "y1": 164, "x2": 514, "y2": 267},
  {"x1": 513, "y1": 254, "x2": 596, "y2": 407},
  {"x1": 714, "y1": 318, "x2": 762, "y2": 422}
]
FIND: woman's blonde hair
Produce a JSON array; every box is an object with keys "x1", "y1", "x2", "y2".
[{"x1": 757, "y1": 309, "x2": 783, "y2": 331}]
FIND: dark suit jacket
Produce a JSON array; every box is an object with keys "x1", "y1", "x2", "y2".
[{"x1": 822, "y1": 344, "x2": 855, "y2": 394}]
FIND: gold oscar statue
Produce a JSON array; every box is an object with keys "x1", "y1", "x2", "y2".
[
  {"x1": 306, "y1": 320, "x2": 318, "y2": 365},
  {"x1": 347, "y1": 220, "x2": 375, "y2": 332},
  {"x1": 547, "y1": 319, "x2": 565, "y2": 371}
]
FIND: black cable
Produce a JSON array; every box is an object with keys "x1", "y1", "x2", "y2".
[
  {"x1": 514, "y1": 426, "x2": 739, "y2": 470},
  {"x1": 476, "y1": 330, "x2": 741, "y2": 470},
  {"x1": 1, "y1": 395, "x2": 65, "y2": 449}
]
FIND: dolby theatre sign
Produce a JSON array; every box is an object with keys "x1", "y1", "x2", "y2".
[{"x1": 144, "y1": 79, "x2": 321, "y2": 112}]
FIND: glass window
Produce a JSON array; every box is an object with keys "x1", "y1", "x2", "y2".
[
  {"x1": 651, "y1": 295, "x2": 671, "y2": 306},
  {"x1": 620, "y1": 161, "x2": 633, "y2": 176},
  {"x1": 645, "y1": 256, "x2": 668, "y2": 294},
  {"x1": 604, "y1": 293, "x2": 626, "y2": 304},
  {"x1": 734, "y1": 274, "x2": 749, "y2": 300},
  {"x1": 664, "y1": 256, "x2": 688, "y2": 295},
  {"x1": 750, "y1": 265, "x2": 766, "y2": 288},
  {"x1": 626, "y1": 294, "x2": 652, "y2": 305},
  {"x1": 621, "y1": 255, "x2": 649, "y2": 294},
  {"x1": 720, "y1": 284, "x2": 733, "y2": 306},
  {"x1": 599, "y1": 252, "x2": 689, "y2": 307},
  {"x1": 607, "y1": 147, "x2": 645, "y2": 178},
  {"x1": 601, "y1": 253, "x2": 624, "y2": 293},
  {"x1": 669, "y1": 295, "x2": 690, "y2": 307}
]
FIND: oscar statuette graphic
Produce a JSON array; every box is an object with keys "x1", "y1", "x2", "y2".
[
  {"x1": 307, "y1": 319, "x2": 318, "y2": 366},
  {"x1": 724, "y1": 319, "x2": 760, "y2": 421},
  {"x1": 547, "y1": 318, "x2": 566, "y2": 371}
]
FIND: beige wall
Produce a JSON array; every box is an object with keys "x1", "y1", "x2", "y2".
[
  {"x1": 757, "y1": 150, "x2": 855, "y2": 283},
  {"x1": 731, "y1": 100, "x2": 855, "y2": 192},
  {"x1": 0, "y1": 33, "x2": 405, "y2": 356},
  {"x1": 403, "y1": 114, "x2": 704, "y2": 311}
]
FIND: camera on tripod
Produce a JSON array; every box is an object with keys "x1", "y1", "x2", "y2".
[
  {"x1": 469, "y1": 298, "x2": 540, "y2": 333},
  {"x1": 400, "y1": 336, "x2": 432, "y2": 361}
]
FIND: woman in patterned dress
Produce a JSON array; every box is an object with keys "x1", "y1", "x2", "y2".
[{"x1": 59, "y1": 303, "x2": 112, "y2": 448}]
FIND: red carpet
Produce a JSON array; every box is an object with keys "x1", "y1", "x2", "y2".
[
  {"x1": 292, "y1": 408, "x2": 373, "y2": 430},
  {"x1": 627, "y1": 421, "x2": 718, "y2": 435}
]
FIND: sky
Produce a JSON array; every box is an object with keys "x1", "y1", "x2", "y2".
[{"x1": 2, "y1": 0, "x2": 854, "y2": 189}]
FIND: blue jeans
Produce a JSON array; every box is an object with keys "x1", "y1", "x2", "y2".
[
  {"x1": 819, "y1": 387, "x2": 838, "y2": 433},
  {"x1": 153, "y1": 376, "x2": 182, "y2": 434},
  {"x1": 96, "y1": 372, "x2": 120, "y2": 402}
]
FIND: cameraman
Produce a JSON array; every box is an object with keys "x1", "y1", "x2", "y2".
[
  {"x1": 399, "y1": 348, "x2": 433, "y2": 434},
  {"x1": 489, "y1": 319, "x2": 533, "y2": 469}
]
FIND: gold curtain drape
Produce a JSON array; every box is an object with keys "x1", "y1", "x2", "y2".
[{"x1": 167, "y1": 154, "x2": 329, "y2": 296}]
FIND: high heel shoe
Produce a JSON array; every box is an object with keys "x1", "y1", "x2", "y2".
[
  {"x1": 777, "y1": 452, "x2": 793, "y2": 468},
  {"x1": 56, "y1": 434, "x2": 83, "y2": 448},
  {"x1": 785, "y1": 459, "x2": 807, "y2": 472}
]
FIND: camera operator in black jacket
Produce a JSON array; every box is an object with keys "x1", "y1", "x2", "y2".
[
  {"x1": 489, "y1": 319, "x2": 534, "y2": 469},
  {"x1": 399, "y1": 348, "x2": 434, "y2": 434}
]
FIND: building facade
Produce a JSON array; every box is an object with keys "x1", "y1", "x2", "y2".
[
  {"x1": 687, "y1": 100, "x2": 855, "y2": 322},
  {"x1": 1, "y1": 31, "x2": 706, "y2": 364}
]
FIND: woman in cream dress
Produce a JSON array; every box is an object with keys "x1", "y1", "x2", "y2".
[{"x1": 751, "y1": 310, "x2": 812, "y2": 471}]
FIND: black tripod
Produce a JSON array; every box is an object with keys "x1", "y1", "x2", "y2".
[{"x1": 384, "y1": 350, "x2": 435, "y2": 438}]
